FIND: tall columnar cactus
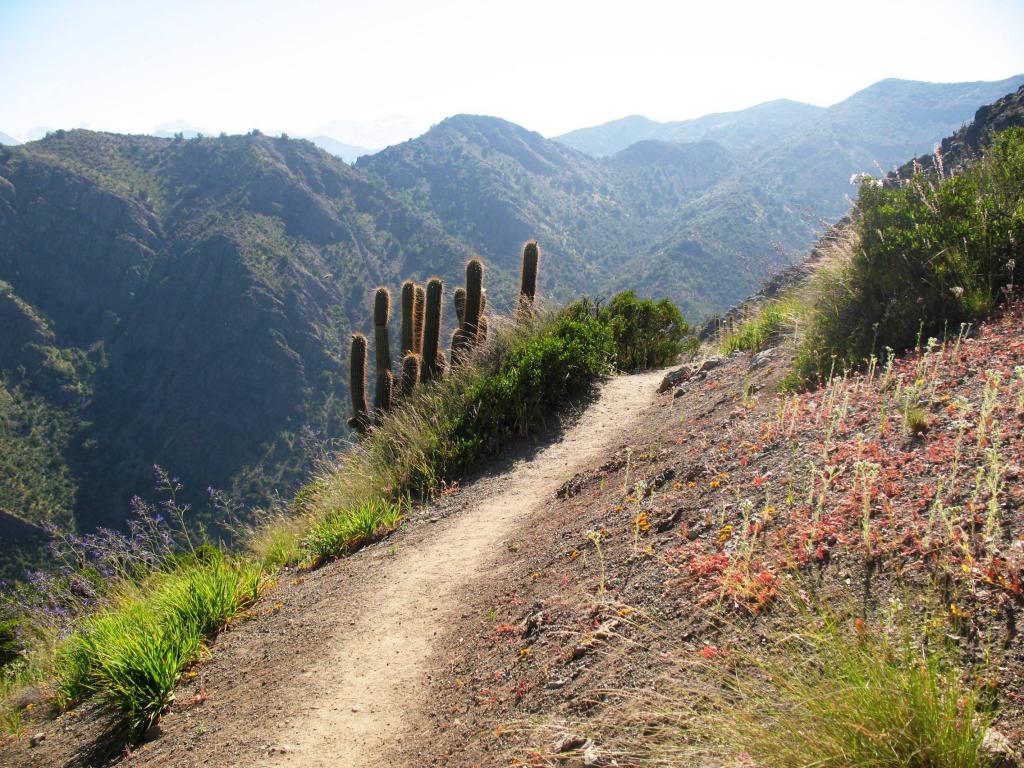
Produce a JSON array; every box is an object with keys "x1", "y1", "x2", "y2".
[
  {"x1": 421, "y1": 278, "x2": 443, "y2": 383},
  {"x1": 454, "y1": 286, "x2": 467, "y2": 327},
  {"x1": 347, "y1": 333, "x2": 370, "y2": 434},
  {"x1": 464, "y1": 258, "x2": 484, "y2": 338},
  {"x1": 518, "y1": 240, "x2": 540, "y2": 319},
  {"x1": 477, "y1": 315, "x2": 489, "y2": 344},
  {"x1": 400, "y1": 353, "x2": 421, "y2": 396},
  {"x1": 400, "y1": 280, "x2": 415, "y2": 355},
  {"x1": 413, "y1": 284, "x2": 426, "y2": 354},
  {"x1": 373, "y1": 287, "x2": 393, "y2": 411}
]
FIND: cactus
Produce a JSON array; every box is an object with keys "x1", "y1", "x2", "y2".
[
  {"x1": 454, "y1": 286, "x2": 466, "y2": 327},
  {"x1": 374, "y1": 370, "x2": 393, "y2": 421},
  {"x1": 421, "y1": 278, "x2": 443, "y2": 383},
  {"x1": 373, "y1": 287, "x2": 393, "y2": 411},
  {"x1": 347, "y1": 333, "x2": 371, "y2": 434},
  {"x1": 464, "y1": 258, "x2": 484, "y2": 339},
  {"x1": 413, "y1": 284, "x2": 426, "y2": 354},
  {"x1": 518, "y1": 240, "x2": 540, "y2": 319},
  {"x1": 400, "y1": 353, "x2": 421, "y2": 396},
  {"x1": 450, "y1": 327, "x2": 469, "y2": 364},
  {"x1": 477, "y1": 315, "x2": 489, "y2": 344},
  {"x1": 400, "y1": 280, "x2": 415, "y2": 355}
]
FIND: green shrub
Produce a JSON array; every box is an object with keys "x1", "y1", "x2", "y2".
[
  {"x1": 598, "y1": 291, "x2": 691, "y2": 371},
  {"x1": 795, "y1": 127, "x2": 1024, "y2": 381}
]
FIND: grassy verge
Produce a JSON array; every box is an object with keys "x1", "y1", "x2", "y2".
[
  {"x1": 51, "y1": 550, "x2": 263, "y2": 737},
  {"x1": 720, "y1": 295, "x2": 812, "y2": 354}
]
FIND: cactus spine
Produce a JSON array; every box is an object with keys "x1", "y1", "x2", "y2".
[
  {"x1": 375, "y1": 370, "x2": 393, "y2": 421},
  {"x1": 518, "y1": 240, "x2": 540, "y2": 319},
  {"x1": 454, "y1": 286, "x2": 466, "y2": 327},
  {"x1": 400, "y1": 280, "x2": 415, "y2": 355},
  {"x1": 413, "y1": 284, "x2": 426, "y2": 354},
  {"x1": 373, "y1": 287, "x2": 393, "y2": 411},
  {"x1": 400, "y1": 353, "x2": 421, "y2": 396},
  {"x1": 421, "y1": 278, "x2": 443, "y2": 383},
  {"x1": 347, "y1": 333, "x2": 370, "y2": 433}
]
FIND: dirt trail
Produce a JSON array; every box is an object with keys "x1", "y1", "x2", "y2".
[{"x1": 254, "y1": 369, "x2": 665, "y2": 767}]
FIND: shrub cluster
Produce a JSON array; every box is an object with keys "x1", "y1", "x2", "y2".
[
  {"x1": 597, "y1": 290, "x2": 692, "y2": 372},
  {"x1": 795, "y1": 127, "x2": 1024, "y2": 381}
]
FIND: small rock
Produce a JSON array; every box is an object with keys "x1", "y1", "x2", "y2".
[
  {"x1": 552, "y1": 734, "x2": 589, "y2": 753},
  {"x1": 658, "y1": 365, "x2": 691, "y2": 393},
  {"x1": 582, "y1": 741, "x2": 600, "y2": 765},
  {"x1": 981, "y1": 728, "x2": 1022, "y2": 768},
  {"x1": 697, "y1": 356, "x2": 723, "y2": 373},
  {"x1": 29, "y1": 732, "x2": 46, "y2": 748},
  {"x1": 673, "y1": 386, "x2": 686, "y2": 398},
  {"x1": 749, "y1": 347, "x2": 778, "y2": 370}
]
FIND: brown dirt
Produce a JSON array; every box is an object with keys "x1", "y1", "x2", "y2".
[{"x1": 1, "y1": 368, "x2": 668, "y2": 768}]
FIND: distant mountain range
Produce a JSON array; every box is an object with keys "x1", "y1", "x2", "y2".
[
  {"x1": 554, "y1": 76, "x2": 1024, "y2": 158},
  {"x1": 1, "y1": 75, "x2": 1022, "y2": 578},
  {"x1": 0, "y1": 131, "x2": 21, "y2": 146}
]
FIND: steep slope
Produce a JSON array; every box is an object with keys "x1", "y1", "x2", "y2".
[
  {"x1": 0, "y1": 131, "x2": 473, "y2": 556},
  {"x1": 892, "y1": 83, "x2": 1024, "y2": 179}
]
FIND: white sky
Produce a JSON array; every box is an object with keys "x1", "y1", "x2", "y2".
[{"x1": 2, "y1": 0, "x2": 1023, "y2": 147}]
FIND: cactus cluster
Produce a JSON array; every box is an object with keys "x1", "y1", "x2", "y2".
[{"x1": 347, "y1": 240, "x2": 540, "y2": 434}]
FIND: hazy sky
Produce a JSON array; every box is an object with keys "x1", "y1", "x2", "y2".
[{"x1": 2, "y1": 0, "x2": 1023, "y2": 147}]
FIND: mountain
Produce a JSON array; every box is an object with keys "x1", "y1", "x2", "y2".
[
  {"x1": 555, "y1": 99, "x2": 824, "y2": 157},
  {"x1": 554, "y1": 76, "x2": 1024, "y2": 162},
  {"x1": 0, "y1": 132, "x2": 21, "y2": 146},
  {"x1": 305, "y1": 135, "x2": 376, "y2": 163},
  {"x1": 0, "y1": 130, "x2": 473, "y2": 560},
  {"x1": 360, "y1": 78, "x2": 1024, "y2": 322}
]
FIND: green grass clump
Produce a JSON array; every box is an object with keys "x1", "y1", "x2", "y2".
[
  {"x1": 793, "y1": 127, "x2": 1024, "y2": 382},
  {"x1": 302, "y1": 497, "x2": 406, "y2": 566},
  {"x1": 698, "y1": 619, "x2": 991, "y2": 767},
  {"x1": 580, "y1": 596, "x2": 994, "y2": 768},
  {"x1": 721, "y1": 296, "x2": 810, "y2": 354},
  {"x1": 52, "y1": 550, "x2": 263, "y2": 739}
]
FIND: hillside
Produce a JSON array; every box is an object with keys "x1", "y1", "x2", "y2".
[
  {"x1": 2, "y1": 77, "x2": 1021, "y2": 575},
  {"x1": 554, "y1": 98, "x2": 825, "y2": 157},
  {"x1": 0, "y1": 130, "x2": 473, "y2": 562}
]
